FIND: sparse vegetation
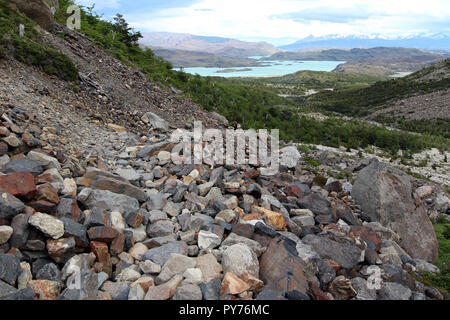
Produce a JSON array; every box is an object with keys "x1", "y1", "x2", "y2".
[{"x1": 0, "y1": 0, "x2": 78, "y2": 81}]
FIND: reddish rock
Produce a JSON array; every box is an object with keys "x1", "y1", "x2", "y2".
[
  {"x1": 47, "y1": 237, "x2": 75, "y2": 264},
  {"x1": 221, "y1": 272, "x2": 250, "y2": 295},
  {"x1": 28, "y1": 200, "x2": 57, "y2": 215},
  {"x1": 36, "y1": 183, "x2": 59, "y2": 204},
  {"x1": 35, "y1": 173, "x2": 53, "y2": 185},
  {"x1": 240, "y1": 272, "x2": 264, "y2": 291},
  {"x1": 251, "y1": 206, "x2": 287, "y2": 231},
  {"x1": 126, "y1": 211, "x2": 144, "y2": 228},
  {"x1": 90, "y1": 241, "x2": 112, "y2": 275},
  {"x1": 327, "y1": 276, "x2": 357, "y2": 300},
  {"x1": 131, "y1": 277, "x2": 155, "y2": 293},
  {"x1": 110, "y1": 231, "x2": 125, "y2": 255},
  {"x1": 259, "y1": 237, "x2": 309, "y2": 296},
  {"x1": 28, "y1": 280, "x2": 60, "y2": 300},
  {"x1": 285, "y1": 185, "x2": 304, "y2": 198},
  {"x1": 231, "y1": 223, "x2": 255, "y2": 239},
  {"x1": 243, "y1": 170, "x2": 260, "y2": 179},
  {"x1": 349, "y1": 226, "x2": 382, "y2": 252},
  {"x1": 87, "y1": 226, "x2": 118, "y2": 243},
  {"x1": 324, "y1": 259, "x2": 342, "y2": 273},
  {"x1": 0, "y1": 172, "x2": 36, "y2": 200},
  {"x1": 91, "y1": 176, "x2": 147, "y2": 202},
  {"x1": 308, "y1": 281, "x2": 330, "y2": 300}
]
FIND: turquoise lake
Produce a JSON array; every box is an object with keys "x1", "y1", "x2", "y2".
[{"x1": 183, "y1": 60, "x2": 346, "y2": 78}]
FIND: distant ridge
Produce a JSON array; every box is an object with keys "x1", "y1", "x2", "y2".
[
  {"x1": 140, "y1": 32, "x2": 280, "y2": 58},
  {"x1": 280, "y1": 34, "x2": 450, "y2": 51}
]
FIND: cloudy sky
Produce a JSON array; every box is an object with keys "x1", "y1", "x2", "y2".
[{"x1": 77, "y1": 0, "x2": 450, "y2": 45}]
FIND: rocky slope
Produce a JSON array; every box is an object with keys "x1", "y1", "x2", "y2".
[{"x1": 0, "y1": 1, "x2": 449, "y2": 301}]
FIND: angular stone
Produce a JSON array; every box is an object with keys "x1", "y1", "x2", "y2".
[
  {"x1": 61, "y1": 178, "x2": 77, "y2": 197},
  {"x1": 27, "y1": 151, "x2": 61, "y2": 170},
  {"x1": 0, "y1": 172, "x2": 36, "y2": 200},
  {"x1": 4, "y1": 158, "x2": 43, "y2": 176},
  {"x1": 128, "y1": 283, "x2": 146, "y2": 300},
  {"x1": 47, "y1": 237, "x2": 75, "y2": 264},
  {"x1": 173, "y1": 284, "x2": 202, "y2": 300},
  {"x1": 29, "y1": 213, "x2": 64, "y2": 239},
  {"x1": 91, "y1": 176, "x2": 147, "y2": 202},
  {"x1": 28, "y1": 280, "x2": 61, "y2": 300},
  {"x1": 78, "y1": 189, "x2": 139, "y2": 216},
  {"x1": 131, "y1": 277, "x2": 155, "y2": 293},
  {"x1": 146, "y1": 220, "x2": 174, "y2": 238},
  {"x1": 142, "y1": 242, "x2": 188, "y2": 266},
  {"x1": 259, "y1": 237, "x2": 309, "y2": 297},
  {"x1": 328, "y1": 275, "x2": 357, "y2": 300},
  {"x1": 297, "y1": 193, "x2": 331, "y2": 216},
  {"x1": 240, "y1": 272, "x2": 264, "y2": 291},
  {"x1": 302, "y1": 234, "x2": 362, "y2": 269},
  {"x1": 222, "y1": 244, "x2": 259, "y2": 278},
  {"x1": 139, "y1": 260, "x2": 161, "y2": 275},
  {"x1": 56, "y1": 198, "x2": 82, "y2": 222},
  {"x1": 156, "y1": 254, "x2": 197, "y2": 285},
  {"x1": 61, "y1": 217, "x2": 89, "y2": 247},
  {"x1": 144, "y1": 274, "x2": 183, "y2": 300},
  {"x1": 126, "y1": 211, "x2": 144, "y2": 228},
  {"x1": 198, "y1": 230, "x2": 221, "y2": 250},
  {"x1": 0, "y1": 192, "x2": 25, "y2": 219},
  {"x1": 221, "y1": 233, "x2": 263, "y2": 257},
  {"x1": 36, "y1": 183, "x2": 59, "y2": 204},
  {"x1": 0, "y1": 226, "x2": 13, "y2": 245},
  {"x1": 36, "y1": 263, "x2": 60, "y2": 282},
  {"x1": 353, "y1": 160, "x2": 438, "y2": 262},
  {"x1": 0, "y1": 253, "x2": 20, "y2": 286},
  {"x1": 220, "y1": 272, "x2": 250, "y2": 295},
  {"x1": 9, "y1": 213, "x2": 30, "y2": 248},
  {"x1": 378, "y1": 282, "x2": 412, "y2": 300},
  {"x1": 251, "y1": 206, "x2": 287, "y2": 231},
  {"x1": 195, "y1": 253, "x2": 222, "y2": 282},
  {"x1": 87, "y1": 226, "x2": 118, "y2": 243},
  {"x1": 199, "y1": 279, "x2": 222, "y2": 300}
]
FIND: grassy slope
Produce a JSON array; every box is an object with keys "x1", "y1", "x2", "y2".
[
  {"x1": 229, "y1": 70, "x2": 386, "y2": 95},
  {"x1": 0, "y1": 0, "x2": 78, "y2": 81},
  {"x1": 307, "y1": 59, "x2": 450, "y2": 138},
  {"x1": 51, "y1": 1, "x2": 450, "y2": 154}
]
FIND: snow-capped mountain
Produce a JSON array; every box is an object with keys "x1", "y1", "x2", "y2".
[{"x1": 279, "y1": 33, "x2": 450, "y2": 51}]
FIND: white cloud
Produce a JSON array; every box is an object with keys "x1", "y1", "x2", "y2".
[{"x1": 84, "y1": 0, "x2": 450, "y2": 41}]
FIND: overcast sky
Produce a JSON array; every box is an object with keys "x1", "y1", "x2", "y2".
[{"x1": 77, "y1": 0, "x2": 450, "y2": 45}]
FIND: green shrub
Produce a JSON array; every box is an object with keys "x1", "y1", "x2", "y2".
[{"x1": 313, "y1": 175, "x2": 328, "y2": 187}]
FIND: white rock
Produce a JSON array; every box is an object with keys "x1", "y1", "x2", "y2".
[
  {"x1": 119, "y1": 268, "x2": 141, "y2": 282},
  {"x1": 157, "y1": 151, "x2": 171, "y2": 163},
  {"x1": 182, "y1": 268, "x2": 203, "y2": 285},
  {"x1": 0, "y1": 225, "x2": 13, "y2": 245},
  {"x1": 415, "y1": 186, "x2": 433, "y2": 199},
  {"x1": 198, "y1": 231, "x2": 221, "y2": 250},
  {"x1": 129, "y1": 243, "x2": 148, "y2": 260},
  {"x1": 139, "y1": 260, "x2": 161, "y2": 274},
  {"x1": 29, "y1": 212, "x2": 64, "y2": 239},
  {"x1": 27, "y1": 150, "x2": 61, "y2": 170},
  {"x1": 279, "y1": 146, "x2": 301, "y2": 168},
  {"x1": 109, "y1": 211, "x2": 125, "y2": 231},
  {"x1": 62, "y1": 178, "x2": 77, "y2": 197},
  {"x1": 221, "y1": 244, "x2": 259, "y2": 278}
]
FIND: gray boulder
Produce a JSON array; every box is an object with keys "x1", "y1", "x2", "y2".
[{"x1": 352, "y1": 159, "x2": 438, "y2": 262}]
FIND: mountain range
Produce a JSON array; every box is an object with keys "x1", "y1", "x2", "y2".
[
  {"x1": 140, "y1": 32, "x2": 280, "y2": 58},
  {"x1": 279, "y1": 34, "x2": 450, "y2": 51}
]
